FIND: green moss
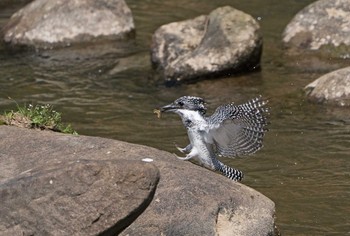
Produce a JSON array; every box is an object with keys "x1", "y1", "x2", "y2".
[{"x1": 1, "y1": 103, "x2": 78, "y2": 135}]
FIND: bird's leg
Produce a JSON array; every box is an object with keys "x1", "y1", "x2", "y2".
[{"x1": 175, "y1": 143, "x2": 192, "y2": 153}]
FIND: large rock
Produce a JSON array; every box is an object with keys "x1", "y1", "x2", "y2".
[
  {"x1": 2, "y1": 0, "x2": 134, "y2": 48},
  {"x1": 282, "y1": 0, "x2": 350, "y2": 57},
  {"x1": 151, "y1": 6, "x2": 262, "y2": 85},
  {"x1": 0, "y1": 160, "x2": 159, "y2": 235},
  {"x1": 0, "y1": 126, "x2": 276, "y2": 235},
  {"x1": 305, "y1": 66, "x2": 350, "y2": 106}
]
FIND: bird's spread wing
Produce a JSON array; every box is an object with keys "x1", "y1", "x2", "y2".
[{"x1": 207, "y1": 96, "x2": 269, "y2": 157}]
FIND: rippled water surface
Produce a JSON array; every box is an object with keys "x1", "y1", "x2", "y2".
[{"x1": 1, "y1": 1, "x2": 349, "y2": 235}]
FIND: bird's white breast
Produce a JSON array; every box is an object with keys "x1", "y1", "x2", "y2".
[{"x1": 177, "y1": 109, "x2": 216, "y2": 169}]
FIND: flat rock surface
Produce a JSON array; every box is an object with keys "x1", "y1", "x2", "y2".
[
  {"x1": 282, "y1": 0, "x2": 350, "y2": 57},
  {"x1": 2, "y1": 0, "x2": 134, "y2": 48},
  {"x1": 305, "y1": 66, "x2": 350, "y2": 106},
  {"x1": 0, "y1": 126, "x2": 276, "y2": 235}
]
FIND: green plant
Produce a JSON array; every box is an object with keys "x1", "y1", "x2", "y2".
[{"x1": 2, "y1": 102, "x2": 78, "y2": 135}]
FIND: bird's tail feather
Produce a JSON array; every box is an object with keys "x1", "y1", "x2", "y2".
[{"x1": 217, "y1": 160, "x2": 244, "y2": 181}]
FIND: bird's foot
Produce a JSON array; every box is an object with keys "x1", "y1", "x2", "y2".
[
  {"x1": 174, "y1": 143, "x2": 192, "y2": 154},
  {"x1": 175, "y1": 145, "x2": 187, "y2": 153},
  {"x1": 173, "y1": 153, "x2": 193, "y2": 161}
]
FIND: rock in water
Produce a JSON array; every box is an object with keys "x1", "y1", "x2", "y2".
[
  {"x1": 0, "y1": 126, "x2": 276, "y2": 235},
  {"x1": 2, "y1": 0, "x2": 135, "y2": 48},
  {"x1": 282, "y1": 0, "x2": 350, "y2": 58},
  {"x1": 305, "y1": 66, "x2": 350, "y2": 106},
  {"x1": 151, "y1": 6, "x2": 262, "y2": 84}
]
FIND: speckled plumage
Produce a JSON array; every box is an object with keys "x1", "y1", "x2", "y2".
[{"x1": 160, "y1": 96, "x2": 268, "y2": 181}]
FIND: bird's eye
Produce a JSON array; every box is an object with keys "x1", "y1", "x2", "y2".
[{"x1": 178, "y1": 101, "x2": 184, "y2": 106}]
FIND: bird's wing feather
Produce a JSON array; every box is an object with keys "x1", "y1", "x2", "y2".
[{"x1": 207, "y1": 96, "x2": 268, "y2": 157}]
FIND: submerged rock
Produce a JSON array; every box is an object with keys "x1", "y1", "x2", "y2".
[
  {"x1": 0, "y1": 126, "x2": 276, "y2": 235},
  {"x1": 151, "y1": 6, "x2": 262, "y2": 85},
  {"x1": 282, "y1": 0, "x2": 350, "y2": 58},
  {"x1": 305, "y1": 66, "x2": 350, "y2": 106},
  {"x1": 2, "y1": 0, "x2": 135, "y2": 48}
]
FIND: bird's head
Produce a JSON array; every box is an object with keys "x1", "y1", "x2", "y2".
[{"x1": 160, "y1": 96, "x2": 207, "y2": 115}]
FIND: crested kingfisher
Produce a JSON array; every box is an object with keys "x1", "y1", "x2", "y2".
[{"x1": 159, "y1": 96, "x2": 269, "y2": 181}]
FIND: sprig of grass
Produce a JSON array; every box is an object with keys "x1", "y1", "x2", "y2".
[{"x1": 1, "y1": 102, "x2": 78, "y2": 135}]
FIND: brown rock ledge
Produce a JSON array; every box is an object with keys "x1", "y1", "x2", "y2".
[{"x1": 0, "y1": 126, "x2": 276, "y2": 235}]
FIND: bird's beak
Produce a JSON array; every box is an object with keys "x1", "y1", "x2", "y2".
[{"x1": 160, "y1": 103, "x2": 178, "y2": 112}]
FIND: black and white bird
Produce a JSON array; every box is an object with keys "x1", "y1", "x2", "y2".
[{"x1": 160, "y1": 96, "x2": 269, "y2": 181}]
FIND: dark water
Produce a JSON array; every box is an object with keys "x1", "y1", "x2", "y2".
[{"x1": 1, "y1": 1, "x2": 350, "y2": 235}]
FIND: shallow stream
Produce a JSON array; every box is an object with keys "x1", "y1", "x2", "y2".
[{"x1": 1, "y1": 1, "x2": 349, "y2": 235}]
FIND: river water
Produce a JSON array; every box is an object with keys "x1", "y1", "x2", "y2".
[{"x1": 0, "y1": 1, "x2": 349, "y2": 235}]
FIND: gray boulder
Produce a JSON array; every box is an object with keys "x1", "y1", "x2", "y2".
[
  {"x1": 2, "y1": 0, "x2": 134, "y2": 48},
  {"x1": 0, "y1": 126, "x2": 276, "y2": 235},
  {"x1": 282, "y1": 0, "x2": 350, "y2": 57},
  {"x1": 305, "y1": 66, "x2": 350, "y2": 106},
  {"x1": 151, "y1": 6, "x2": 262, "y2": 85}
]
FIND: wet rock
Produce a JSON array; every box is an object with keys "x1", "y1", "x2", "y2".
[
  {"x1": 282, "y1": 0, "x2": 350, "y2": 58},
  {"x1": 151, "y1": 6, "x2": 262, "y2": 84},
  {"x1": 2, "y1": 0, "x2": 135, "y2": 48},
  {"x1": 305, "y1": 66, "x2": 350, "y2": 106},
  {"x1": 0, "y1": 126, "x2": 276, "y2": 235}
]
